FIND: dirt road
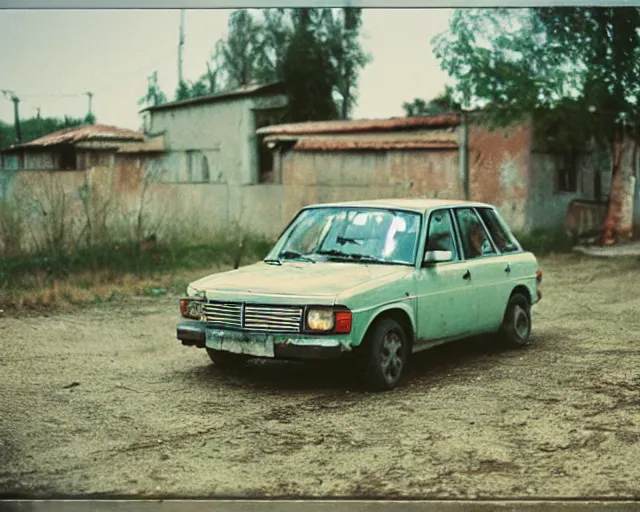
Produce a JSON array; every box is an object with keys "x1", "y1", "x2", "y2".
[{"x1": 1, "y1": 254, "x2": 639, "y2": 499}]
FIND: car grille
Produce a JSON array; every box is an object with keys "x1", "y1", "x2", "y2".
[{"x1": 202, "y1": 301, "x2": 303, "y2": 333}]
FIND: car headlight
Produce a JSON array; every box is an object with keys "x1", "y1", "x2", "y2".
[
  {"x1": 306, "y1": 308, "x2": 352, "y2": 333},
  {"x1": 307, "y1": 309, "x2": 335, "y2": 331},
  {"x1": 180, "y1": 298, "x2": 204, "y2": 320}
]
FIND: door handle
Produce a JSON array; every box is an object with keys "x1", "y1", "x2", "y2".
[
  {"x1": 462, "y1": 270, "x2": 471, "y2": 280},
  {"x1": 505, "y1": 264, "x2": 511, "y2": 274}
]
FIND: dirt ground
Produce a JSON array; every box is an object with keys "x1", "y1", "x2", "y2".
[{"x1": 1, "y1": 254, "x2": 639, "y2": 499}]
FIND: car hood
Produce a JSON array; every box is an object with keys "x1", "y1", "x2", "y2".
[{"x1": 190, "y1": 261, "x2": 409, "y2": 303}]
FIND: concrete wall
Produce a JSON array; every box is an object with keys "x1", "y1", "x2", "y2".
[
  {"x1": 528, "y1": 138, "x2": 640, "y2": 236},
  {"x1": 148, "y1": 94, "x2": 287, "y2": 186},
  {"x1": 467, "y1": 121, "x2": 533, "y2": 233},
  {"x1": 0, "y1": 157, "x2": 286, "y2": 254},
  {"x1": 280, "y1": 148, "x2": 462, "y2": 226}
]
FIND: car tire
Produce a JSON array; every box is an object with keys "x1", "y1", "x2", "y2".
[
  {"x1": 499, "y1": 293, "x2": 532, "y2": 348},
  {"x1": 206, "y1": 348, "x2": 249, "y2": 368},
  {"x1": 358, "y1": 317, "x2": 409, "y2": 391}
]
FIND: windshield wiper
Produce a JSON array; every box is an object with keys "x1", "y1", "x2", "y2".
[
  {"x1": 336, "y1": 236, "x2": 362, "y2": 246},
  {"x1": 279, "y1": 250, "x2": 316, "y2": 263},
  {"x1": 317, "y1": 250, "x2": 388, "y2": 264},
  {"x1": 263, "y1": 258, "x2": 282, "y2": 266}
]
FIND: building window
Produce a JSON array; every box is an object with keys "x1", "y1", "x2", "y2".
[
  {"x1": 201, "y1": 155, "x2": 210, "y2": 182},
  {"x1": 185, "y1": 150, "x2": 209, "y2": 183},
  {"x1": 557, "y1": 152, "x2": 578, "y2": 193},
  {"x1": 254, "y1": 107, "x2": 286, "y2": 184},
  {"x1": 258, "y1": 135, "x2": 274, "y2": 183},
  {"x1": 186, "y1": 150, "x2": 195, "y2": 182},
  {"x1": 59, "y1": 146, "x2": 77, "y2": 170}
]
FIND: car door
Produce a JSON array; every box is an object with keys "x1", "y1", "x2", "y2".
[
  {"x1": 414, "y1": 208, "x2": 479, "y2": 347},
  {"x1": 452, "y1": 207, "x2": 509, "y2": 333},
  {"x1": 476, "y1": 206, "x2": 530, "y2": 318}
]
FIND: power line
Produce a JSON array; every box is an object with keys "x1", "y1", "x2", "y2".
[{"x1": 1, "y1": 47, "x2": 177, "y2": 102}]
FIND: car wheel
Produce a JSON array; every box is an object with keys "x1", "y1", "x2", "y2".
[
  {"x1": 358, "y1": 317, "x2": 409, "y2": 391},
  {"x1": 206, "y1": 348, "x2": 249, "y2": 368},
  {"x1": 499, "y1": 293, "x2": 532, "y2": 348}
]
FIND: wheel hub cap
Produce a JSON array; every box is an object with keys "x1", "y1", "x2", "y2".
[
  {"x1": 381, "y1": 331, "x2": 403, "y2": 383},
  {"x1": 514, "y1": 305, "x2": 529, "y2": 339}
]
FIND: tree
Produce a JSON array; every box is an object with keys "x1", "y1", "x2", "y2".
[
  {"x1": 319, "y1": 8, "x2": 371, "y2": 119},
  {"x1": 255, "y1": 8, "x2": 293, "y2": 83},
  {"x1": 403, "y1": 87, "x2": 461, "y2": 116},
  {"x1": 175, "y1": 80, "x2": 191, "y2": 101},
  {"x1": 282, "y1": 8, "x2": 338, "y2": 122},
  {"x1": 138, "y1": 70, "x2": 167, "y2": 109},
  {"x1": 432, "y1": 7, "x2": 640, "y2": 245},
  {"x1": 0, "y1": 116, "x2": 86, "y2": 150},
  {"x1": 214, "y1": 9, "x2": 267, "y2": 89},
  {"x1": 200, "y1": 8, "x2": 370, "y2": 121}
]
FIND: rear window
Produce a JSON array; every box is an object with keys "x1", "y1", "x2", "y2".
[{"x1": 477, "y1": 208, "x2": 520, "y2": 253}]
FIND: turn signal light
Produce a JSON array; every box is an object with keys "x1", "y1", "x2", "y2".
[{"x1": 334, "y1": 311, "x2": 352, "y2": 334}]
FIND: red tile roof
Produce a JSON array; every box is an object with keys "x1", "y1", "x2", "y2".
[
  {"x1": 293, "y1": 139, "x2": 458, "y2": 151},
  {"x1": 257, "y1": 114, "x2": 461, "y2": 137},
  {"x1": 7, "y1": 124, "x2": 145, "y2": 150}
]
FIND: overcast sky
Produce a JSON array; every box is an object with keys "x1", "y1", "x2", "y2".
[{"x1": 0, "y1": 9, "x2": 452, "y2": 130}]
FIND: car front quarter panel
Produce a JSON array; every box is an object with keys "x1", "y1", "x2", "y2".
[{"x1": 347, "y1": 297, "x2": 417, "y2": 350}]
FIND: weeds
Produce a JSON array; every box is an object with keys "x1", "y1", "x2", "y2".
[
  {"x1": 0, "y1": 168, "x2": 276, "y2": 313},
  {"x1": 515, "y1": 227, "x2": 575, "y2": 255}
]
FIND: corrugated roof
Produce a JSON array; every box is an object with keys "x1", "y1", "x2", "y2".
[
  {"x1": 293, "y1": 139, "x2": 458, "y2": 151},
  {"x1": 140, "y1": 81, "x2": 286, "y2": 113},
  {"x1": 257, "y1": 114, "x2": 461, "y2": 137},
  {"x1": 5, "y1": 124, "x2": 145, "y2": 150}
]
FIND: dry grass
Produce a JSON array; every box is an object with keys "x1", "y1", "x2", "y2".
[{"x1": 0, "y1": 265, "x2": 229, "y2": 315}]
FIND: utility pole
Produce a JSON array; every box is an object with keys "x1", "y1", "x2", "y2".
[
  {"x1": 178, "y1": 9, "x2": 185, "y2": 86},
  {"x1": 36, "y1": 107, "x2": 41, "y2": 119},
  {"x1": 2, "y1": 90, "x2": 22, "y2": 143},
  {"x1": 85, "y1": 91, "x2": 93, "y2": 116}
]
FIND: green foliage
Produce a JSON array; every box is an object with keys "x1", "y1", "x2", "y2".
[
  {"x1": 432, "y1": 7, "x2": 640, "y2": 150},
  {"x1": 318, "y1": 8, "x2": 371, "y2": 119},
  {"x1": 0, "y1": 116, "x2": 87, "y2": 150},
  {"x1": 282, "y1": 9, "x2": 339, "y2": 122},
  {"x1": 138, "y1": 70, "x2": 167, "y2": 109},
  {"x1": 403, "y1": 87, "x2": 461, "y2": 116},
  {"x1": 175, "y1": 80, "x2": 191, "y2": 101},
  {"x1": 214, "y1": 9, "x2": 267, "y2": 89},
  {"x1": 515, "y1": 227, "x2": 574, "y2": 255},
  {"x1": 0, "y1": 235, "x2": 275, "y2": 291},
  {"x1": 175, "y1": 8, "x2": 370, "y2": 121}
]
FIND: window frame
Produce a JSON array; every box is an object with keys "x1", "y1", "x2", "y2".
[
  {"x1": 422, "y1": 207, "x2": 462, "y2": 264},
  {"x1": 476, "y1": 206, "x2": 523, "y2": 254},
  {"x1": 451, "y1": 206, "x2": 502, "y2": 261},
  {"x1": 556, "y1": 152, "x2": 579, "y2": 193}
]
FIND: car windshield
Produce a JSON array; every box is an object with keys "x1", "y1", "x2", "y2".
[{"x1": 267, "y1": 207, "x2": 422, "y2": 266}]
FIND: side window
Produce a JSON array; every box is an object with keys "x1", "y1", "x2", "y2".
[
  {"x1": 425, "y1": 210, "x2": 458, "y2": 260},
  {"x1": 454, "y1": 208, "x2": 496, "y2": 260},
  {"x1": 477, "y1": 208, "x2": 519, "y2": 253}
]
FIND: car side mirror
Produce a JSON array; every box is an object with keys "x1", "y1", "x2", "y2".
[{"x1": 423, "y1": 250, "x2": 453, "y2": 266}]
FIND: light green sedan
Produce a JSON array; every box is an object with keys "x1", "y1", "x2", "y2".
[{"x1": 177, "y1": 199, "x2": 542, "y2": 391}]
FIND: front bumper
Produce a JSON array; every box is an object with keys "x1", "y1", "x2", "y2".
[{"x1": 176, "y1": 319, "x2": 349, "y2": 360}]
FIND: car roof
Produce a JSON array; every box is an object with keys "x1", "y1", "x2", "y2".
[{"x1": 301, "y1": 198, "x2": 494, "y2": 214}]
